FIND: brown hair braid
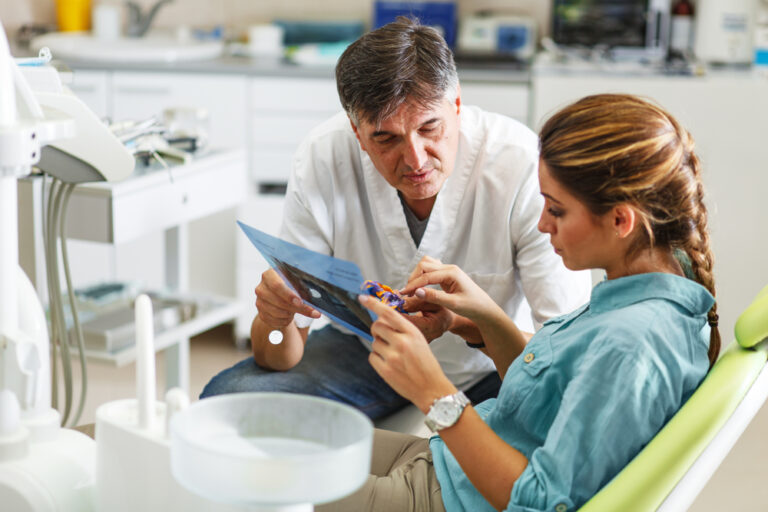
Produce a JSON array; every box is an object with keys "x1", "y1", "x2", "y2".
[{"x1": 539, "y1": 94, "x2": 721, "y2": 366}]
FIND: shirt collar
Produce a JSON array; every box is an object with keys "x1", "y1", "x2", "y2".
[{"x1": 589, "y1": 272, "x2": 715, "y2": 316}]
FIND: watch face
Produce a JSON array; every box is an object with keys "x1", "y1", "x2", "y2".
[
  {"x1": 426, "y1": 392, "x2": 469, "y2": 431},
  {"x1": 431, "y1": 399, "x2": 460, "y2": 427}
]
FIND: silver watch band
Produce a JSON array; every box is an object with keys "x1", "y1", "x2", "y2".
[{"x1": 424, "y1": 391, "x2": 470, "y2": 432}]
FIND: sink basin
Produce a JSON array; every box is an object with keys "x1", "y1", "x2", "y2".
[
  {"x1": 169, "y1": 392, "x2": 373, "y2": 507},
  {"x1": 30, "y1": 31, "x2": 223, "y2": 63}
]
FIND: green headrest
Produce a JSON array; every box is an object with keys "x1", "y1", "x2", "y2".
[{"x1": 735, "y1": 284, "x2": 768, "y2": 348}]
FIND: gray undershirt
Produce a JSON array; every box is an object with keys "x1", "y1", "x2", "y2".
[{"x1": 398, "y1": 193, "x2": 429, "y2": 247}]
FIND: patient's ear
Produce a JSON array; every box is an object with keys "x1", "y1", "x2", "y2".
[{"x1": 613, "y1": 204, "x2": 638, "y2": 239}]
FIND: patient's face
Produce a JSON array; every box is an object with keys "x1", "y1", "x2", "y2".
[
  {"x1": 537, "y1": 160, "x2": 615, "y2": 272},
  {"x1": 350, "y1": 95, "x2": 460, "y2": 219}
]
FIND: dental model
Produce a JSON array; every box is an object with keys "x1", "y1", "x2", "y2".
[{"x1": 362, "y1": 280, "x2": 407, "y2": 313}]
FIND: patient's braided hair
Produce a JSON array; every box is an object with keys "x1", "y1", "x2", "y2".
[{"x1": 539, "y1": 94, "x2": 720, "y2": 367}]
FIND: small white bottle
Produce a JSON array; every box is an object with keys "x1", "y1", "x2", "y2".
[
  {"x1": 670, "y1": 0, "x2": 694, "y2": 55},
  {"x1": 92, "y1": 1, "x2": 123, "y2": 40}
]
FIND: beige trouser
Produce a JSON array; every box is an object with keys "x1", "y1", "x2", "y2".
[{"x1": 316, "y1": 428, "x2": 446, "y2": 512}]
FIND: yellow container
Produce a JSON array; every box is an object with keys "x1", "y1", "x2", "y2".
[{"x1": 55, "y1": 0, "x2": 92, "y2": 32}]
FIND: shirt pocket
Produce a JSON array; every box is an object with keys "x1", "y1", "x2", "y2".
[
  {"x1": 467, "y1": 269, "x2": 521, "y2": 320},
  {"x1": 498, "y1": 335, "x2": 554, "y2": 415}
]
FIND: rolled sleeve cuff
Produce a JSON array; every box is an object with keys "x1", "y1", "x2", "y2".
[{"x1": 506, "y1": 460, "x2": 574, "y2": 512}]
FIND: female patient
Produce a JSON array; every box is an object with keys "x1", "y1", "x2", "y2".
[{"x1": 321, "y1": 94, "x2": 721, "y2": 512}]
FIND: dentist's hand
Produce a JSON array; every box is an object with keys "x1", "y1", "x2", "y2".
[
  {"x1": 255, "y1": 268, "x2": 320, "y2": 328},
  {"x1": 360, "y1": 295, "x2": 455, "y2": 412},
  {"x1": 401, "y1": 256, "x2": 499, "y2": 323}
]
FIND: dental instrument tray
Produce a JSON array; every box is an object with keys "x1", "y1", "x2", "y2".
[
  {"x1": 238, "y1": 221, "x2": 409, "y2": 341},
  {"x1": 68, "y1": 294, "x2": 195, "y2": 352}
]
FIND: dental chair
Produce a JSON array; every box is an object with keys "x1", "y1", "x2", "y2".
[{"x1": 581, "y1": 283, "x2": 768, "y2": 511}]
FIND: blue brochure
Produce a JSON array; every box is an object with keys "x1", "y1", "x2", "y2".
[{"x1": 237, "y1": 221, "x2": 376, "y2": 340}]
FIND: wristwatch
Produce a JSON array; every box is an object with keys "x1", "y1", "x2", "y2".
[{"x1": 424, "y1": 391, "x2": 470, "y2": 432}]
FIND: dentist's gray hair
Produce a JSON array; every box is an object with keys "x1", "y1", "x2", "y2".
[{"x1": 335, "y1": 16, "x2": 459, "y2": 127}]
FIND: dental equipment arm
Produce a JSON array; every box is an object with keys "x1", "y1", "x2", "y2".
[{"x1": 0, "y1": 15, "x2": 134, "y2": 434}]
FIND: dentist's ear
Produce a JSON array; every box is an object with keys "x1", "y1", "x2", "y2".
[
  {"x1": 348, "y1": 115, "x2": 367, "y2": 152},
  {"x1": 454, "y1": 84, "x2": 462, "y2": 115},
  {"x1": 613, "y1": 204, "x2": 638, "y2": 238}
]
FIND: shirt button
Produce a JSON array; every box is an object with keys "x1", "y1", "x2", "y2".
[
  {"x1": 523, "y1": 352, "x2": 535, "y2": 363},
  {"x1": 555, "y1": 504, "x2": 568, "y2": 512}
]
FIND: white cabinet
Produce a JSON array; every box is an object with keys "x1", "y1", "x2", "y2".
[
  {"x1": 247, "y1": 77, "x2": 342, "y2": 184},
  {"x1": 66, "y1": 69, "x2": 110, "y2": 119},
  {"x1": 234, "y1": 192, "x2": 286, "y2": 341},
  {"x1": 461, "y1": 81, "x2": 530, "y2": 125},
  {"x1": 531, "y1": 68, "x2": 768, "y2": 344},
  {"x1": 65, "y1": 151, "x2": 247, "y2": 245},
  {"x1": 234, "y1": 77, "x2": 342, "y2": 338},
  {"x1": 111, "y1": 72, "x2": 248, "y2": 150}
]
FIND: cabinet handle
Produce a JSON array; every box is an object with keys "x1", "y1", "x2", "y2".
[
  {"x1": 70, "y1": 85, "x2": 97, "y2": 93},
  {"x1": 116, "y1": 86, "x2": 171, "y2": 95},
  {"x1": 258, "y1": 182, "x2": 287, "y2": 195}
]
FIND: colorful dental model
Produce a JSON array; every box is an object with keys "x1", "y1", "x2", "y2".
[{"x1": 362, "y1": 280, "x2": 407, "y2": 313}]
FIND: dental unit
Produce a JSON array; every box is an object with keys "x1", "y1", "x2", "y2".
[{"x1": 0, "y1": 17, "x2": 372, "y2": 511}]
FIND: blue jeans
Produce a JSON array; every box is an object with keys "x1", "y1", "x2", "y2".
[{"x1": 200, "y1": 325, "x2": 501, "y2": 420}]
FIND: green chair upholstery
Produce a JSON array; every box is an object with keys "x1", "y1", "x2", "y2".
[{"x1": 580, "y1": 284, "x2": 768, "y2": 512}]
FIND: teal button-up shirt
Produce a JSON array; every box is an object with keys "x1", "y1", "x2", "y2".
[{"x1": 431, "y1": 273, "x2": 713, "y2": 512}]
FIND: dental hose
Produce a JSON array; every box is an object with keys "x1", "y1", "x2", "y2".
[{"x1": 59, "y1": 182, "x2": 88, "y2": 427}]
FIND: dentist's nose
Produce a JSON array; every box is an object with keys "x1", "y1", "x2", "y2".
[{"x1": 403, "y1": 136, "x2": 428, "y2": 171}]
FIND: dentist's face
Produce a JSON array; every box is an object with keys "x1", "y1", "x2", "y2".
[{"x1": 350, "y1": 94, "x2": 461, "y2": 218}]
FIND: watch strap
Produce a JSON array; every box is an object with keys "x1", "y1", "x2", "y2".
[{"x1": 424, "y1": 391, "x2": 470, "y2": 432}]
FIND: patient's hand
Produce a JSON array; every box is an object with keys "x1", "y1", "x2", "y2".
[
  {"x1": 402, "y1": 256, "x2": 498, "y2": 324},
  {"x1": 402, "y1": 296, "x2": 454, "y2": 342}
]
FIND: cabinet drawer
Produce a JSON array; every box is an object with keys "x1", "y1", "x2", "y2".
[
  {"x1": 65, "y1": 150, "x2": 248, "y2": 244},
  {"x1": 250, "y1": 114, "x2": 329, "y2": 147},
  {"x1": 249, "y1": 77, "x2": 341, "y2": 113},
  {"x1": 68, "y1": 70, "x2": 110, "y2": 119},
  {"x1": 250, "y1": 150, "x2": 293, "y2": 183},
  {"x1": 461, "y1": 82, "x2": 530, "y2": 125}
]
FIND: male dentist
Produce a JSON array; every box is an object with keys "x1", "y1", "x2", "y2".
[{"x1": 201, "y1": 17, "x2": 591, "y2": 419}]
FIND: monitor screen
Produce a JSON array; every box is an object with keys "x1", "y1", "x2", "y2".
[{"x1": 552, "y1": 0, "x2": 650, "y2": 49}]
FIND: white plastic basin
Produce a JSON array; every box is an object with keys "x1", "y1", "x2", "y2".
[
  {"x1": 30, "y1": 32, "x2": 223, "y2": 63},
  {"x1": 169, "y1": 393, "x2": 373, "y2": 507}
]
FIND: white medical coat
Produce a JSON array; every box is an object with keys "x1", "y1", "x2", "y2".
[{"x1": 280, "y1": 106, "x2": 592, "y2": 389}]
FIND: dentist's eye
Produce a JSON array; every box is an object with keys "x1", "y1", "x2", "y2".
[{"x1": 420, "y1": 118, "x2": 440, "y2": 133}]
